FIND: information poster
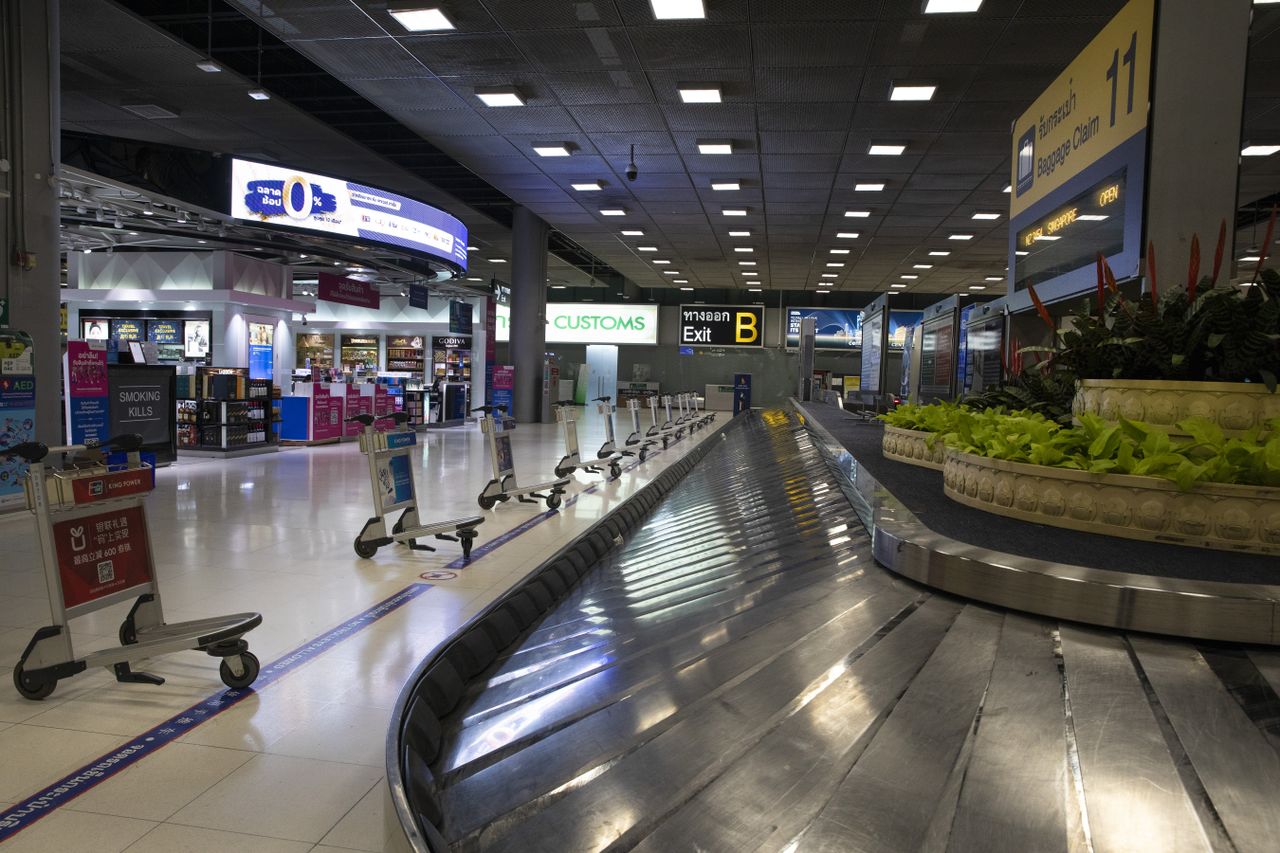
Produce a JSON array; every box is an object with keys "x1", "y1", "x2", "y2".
[
  {"x1": 375, "y1": 454, "x2": 415, "y2": 512},
  {"x1": 66, "y1": 340, "x2": 110, "y2": 446},
  {"x1": 184, "y1": 320, "x2": 210, "y2": 359},
  {"x1": 248, "y1": 322, "x2": 274, "y2": 381},
  {"x1": 492, "y1": 365, "x2": 514, "y2": 415},
  {"x1": 485, "y1": 297, "x2": 496, "y2": 406},
  {"x1": 51, "y1": 505, "x2": 153, "y2": 609},
  {"x1": 344, "y1": 385, "x2": 371, "y2": 438},
  {"x1": 108, "y1": 365, "x2": 175, "y2": 453},
  {"x1": 311, "y1": 385, "x2": 343, "y2": 441},
  {"x1": 0, "y1": 330, "x2": 36, "y2": 505}
]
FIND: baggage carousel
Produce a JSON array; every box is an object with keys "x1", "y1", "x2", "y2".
[{"x1": 390, "y1": 409, "x2": 1280, "y2": 853}]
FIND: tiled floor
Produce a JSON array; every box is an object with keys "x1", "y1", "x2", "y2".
[{"x1": 0, "y1": 408, "x2": 724, "y2": 852}]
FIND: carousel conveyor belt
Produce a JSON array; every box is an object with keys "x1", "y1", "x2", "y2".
[{"x1": 425, "y1": 410, "x2": 1280, "y2": 853}]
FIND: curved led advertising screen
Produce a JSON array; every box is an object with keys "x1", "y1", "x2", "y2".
[
  {"x1": 785, "y1": 307, "x2": 862, "y2": 350},
  {"x1": 229, "y1": 159, "x2": 468, "y2": 272}
]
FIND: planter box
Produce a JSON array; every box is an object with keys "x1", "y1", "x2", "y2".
[
  {"x1": 1074, "y1": 378, "x2": 1280, "y2": 436},
  {"x1": 882, "y1": 425, "x2": 945, "y2": 470},
  {"x1": 943, "y1": 448, "x2": 1280, "y2": 556}
]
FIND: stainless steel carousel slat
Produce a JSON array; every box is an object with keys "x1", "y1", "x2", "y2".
[
  {"x1": 944, "y1": 613, "x2": 1081, "y2": 853},
  {"x1": 628, "y1": 596, "x2": 960, "y2": 853},
  {"x1": 1130, "y1": 636, "x2": 1280, "y2": 852},
  {"x1": 1057, "y1": 626, "x2": 1215, "y2": 852},
  {"x1": 793, "y1": 606, "x2": 1005, "y2": 853}
]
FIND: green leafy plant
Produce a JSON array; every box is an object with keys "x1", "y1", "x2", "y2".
[
  {"x1": 878, "y1": 402, "x2": 969, "y2": 433},
  {"x1": 960, "y1": 367, "x2": 1077, "y2": 424}
]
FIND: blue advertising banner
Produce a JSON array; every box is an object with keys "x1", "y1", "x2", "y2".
[
  {"x1": 230, "y1": 159, "x2": 468, "y2": 270},
  {"x1": 146, "y1": 320, "x2": 182, "y2": 344},
  {"x1": 385, "y1": 431, "x2": 417, "y2": 449},
  {"x1": 785, "y1": 307, "x2": 862, "y2": 349},
  {"x1": 0, "y1": 330, "x2": 36, "y2": 505},
  {"x1": 376, "y1": 453, "x2": 415, "y2": 511},
  {"x1": 248, "y1": 345, "x2": 272, "y2": 381},
  {"x1": 888, "y1": 310, "x2": 924, "y2": 351}
]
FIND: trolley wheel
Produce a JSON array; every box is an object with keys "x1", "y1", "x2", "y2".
[
  {"x1": 545, "y1": 492, "x2": 563, "y2": 510},
  {"x1": 13, "y1": 664, "x2": 55, "y2": 701},
  {"x1": 609, "y1": 462, "x2": 622, "y2": 478},
  {"x1": 119, "y1": 622, "x2": 137, "y2": 646},
  {"x1": 554, "y1": 465, "x2": 573, "y2": 478},
  {"x1": 219, "y1": 652, "x2": 260, "y2": 690},
  {"x1": 353, "y1": 536, "x2": 379, "y2": 559},
  {"x1": 638, "y1": 447, "x2": 649, "y2": 463},
  {"x1": 478, "y1": 493, "x2": 497, "y2": 510}
]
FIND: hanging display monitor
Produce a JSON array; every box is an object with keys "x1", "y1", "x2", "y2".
[
  {"x1": 785, "y1": 307, "x2": 861, "y2": 350},
  {"x1": 229, "y1": 158, "x2": 468, "y2": 272},
  {"x1": 965, "y1": 313, "x2": 1006, "y2": 397},
  {"x1": 859, "y1": 296, "x2": 890, "y2": 395},
  {"x1": 917, "y1": 298, "x2": 960, "y2": 402},
  {"x1": 679, "y1": 305, "x2": 763, "y2": 348},
  {"x1": 1008, "y1": 0, "x2": 1153, "y2": 306}
]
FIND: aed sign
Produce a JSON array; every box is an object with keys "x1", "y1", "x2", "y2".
[
  {"x1": 493, "y1": 303, "x2": 658, "y2": 345},
  {"x1": 1010, "y1": 0, "x2": 1153, "y2": 219},
  {"x1": 678, "y1": 305, "x2": 764, "y2": 348}
]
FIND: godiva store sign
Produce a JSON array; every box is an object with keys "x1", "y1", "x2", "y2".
[{"x1": 494, "y1": 303, "x2": 658, "y2": 345}]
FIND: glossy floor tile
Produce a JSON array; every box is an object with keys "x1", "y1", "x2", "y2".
[{"x1": 0, "y1": 408, "x2": 724, "y2": 851}]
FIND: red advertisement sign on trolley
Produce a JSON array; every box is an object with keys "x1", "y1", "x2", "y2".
[
  {"x1": 52, "y1": 505, "x2": 153, "y2": 608},
  {"x1": 68, "y1": 467, "x2": 154, "y2": 505}
]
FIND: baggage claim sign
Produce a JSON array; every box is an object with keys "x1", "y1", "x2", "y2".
[
  {"x1": 679, "y1": 305, "x2": 763, "y2": 348},
  {"x1": 1008, "y1": 0, "x2": 1152, "y2": 301}
]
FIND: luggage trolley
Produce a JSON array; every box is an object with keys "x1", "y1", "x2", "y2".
[
  {"x1": 349, "y1": 413, "x2": 484, "y2": 561},
  {"x1": 2, "y1": 435, "x2": 262, "y2": 700},
  {"x1": 623, "y1": 398, "x2": 657, "y2": 462},
  {"x1": 593, "y1": 396, "x2": 636, "y2": 463},
  {"x1": 644, "y1": 393, "x2": 683, "y2": 448},
  {"x1": 553, "y1": 401, "x2": 622, "y2": 479},
  {"x1": 474, "y1": 405, "x2": 570, "y2": 510}
]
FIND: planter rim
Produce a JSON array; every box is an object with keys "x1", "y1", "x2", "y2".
[
  {"x1": 883, "y1": 425, "x2": 937, "y2": 437},
  {"x1": 944, "y1": 448, "x2": 1280, "y2": 499},
  {"x1": 1076, "y1": 378, "x2": 1273, "y2": 393}
]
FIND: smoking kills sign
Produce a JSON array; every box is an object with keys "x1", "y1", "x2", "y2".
[{"x1": 678, "y1": 305, "x2": 764, "y2": 348}]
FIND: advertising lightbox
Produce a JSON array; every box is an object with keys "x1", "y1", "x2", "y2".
[
  {"x1": 230, "y1": 159, "x2": 468, "y2": 271},
  {"x1": 785, "y1": 307, "x2": 861, "y2": 350},
  {"x1": 494, "y1": 303, "x2": 658, "y2": 345}
]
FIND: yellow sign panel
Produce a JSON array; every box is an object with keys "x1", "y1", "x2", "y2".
[{"x1": 1010, "y1": 0, "x2": 1154, "y2": 219}]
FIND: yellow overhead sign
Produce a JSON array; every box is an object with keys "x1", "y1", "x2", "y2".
[{"x1": 1010, "y1": 0, "x2": 1154, "y2": 219}]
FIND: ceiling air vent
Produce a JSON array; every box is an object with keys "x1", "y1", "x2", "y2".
[{"x1": 120, "y1": 103, "x2": 181, "y2": 119}]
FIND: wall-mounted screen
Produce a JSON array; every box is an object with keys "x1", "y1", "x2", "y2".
[
  {"x1": 248, "y1": 322, "x2": 274, "y2": 381},
  {"x1": 785, "y1": 307, "x2": 861, "y2": 349},
  {"x1": 229, "y1": 158, "x2": 468, "y2": 271}
]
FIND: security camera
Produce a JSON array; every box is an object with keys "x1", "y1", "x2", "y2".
[{"x1": 625, "y1": 144, "x2": 638, "y2": 182}]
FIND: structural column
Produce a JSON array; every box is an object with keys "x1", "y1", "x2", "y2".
[
  {"x1": 0, "y1": 0, "x2": 61, "y2": 444},
  {"x1": 509, "y1": 206, "x2": 548, "y2": 423}
]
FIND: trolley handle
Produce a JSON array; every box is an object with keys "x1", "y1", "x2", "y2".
[
  {"x1": 471, "y1": 405, "x2": 508, "y2": 415},
  {"x1": 553, "y1": 399, "x2": 577, "y2": 408},
  {"x1": 346, "y1": 414, "x2": 376, "y2": 426},
  {"x1": 592, "y1": 396, "x2": 612, "y2": 403},
  {"x1": 0, "y1": 441, "x2": 50, "y2": 463}
]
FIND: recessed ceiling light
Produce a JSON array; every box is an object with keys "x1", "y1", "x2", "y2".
[
  {"x1": 698, "y1": 140, "x2": 733, "y2": 155},
  {"x1": 929, "y1": 250, "x2": 951, "y2": 256},
  {"x1": 600, "y1": 208, "x2": 627, "y2": 216},
  {"x1": 738, "y1": 260, "x2": 757, "y2": 266},
  {"x1": 972, "y1": 211, "x2": 1001, "y2": 220},
  {"x1": 197, "y1": 239, "x2": 207, "y2": 244},
  {"x1": 663, "y1": 270, "x2": 680, "y2": 275},
  {"x1": 572, "y1": 181, "x2": 604, "y2": 191},
  {"x1": 924, "y1": 0, "x2": 983, "y2": 12},
  {"x1": 247, "y1": 88, "x2": 271, "y2": 100},
  {"x1": 679, "y1": 85, "x2": 721, "y2": 103},
  {"x1": 534, "y1": 144, "x2": 572, "y2": 157},
  {"x1": 388, "y1": 3, "x2": 455, "y2": 30},
  {"x1": 821, "y1": 273, "x2": 838, "y2": 278},
  {"x1": 890, "y1": 283, "x2": 908, "y2": 289},
  {"x1": 868, "y1": 144, "x2": 906, "y2": 156},
  {"x1": 826, "y1": 262, "x2": 845, "y2": 268},
  {"x1": 551, "y1": 285, "x2": 567, "y2": 289},
  {"x1": 1077, "y1": 214, "x2": 1109, "y2": 221},
  {"x1": 679, "y1": 287, "x2": 694, "y2": 291},
  {"x1": 1016, "y1": 250, "x2": 1029, "y2": 256},
  {"x1": 830, "y1": 248, "x2": 850, "y2": 254},
  {"x1": 746, "y1": 287, "x2": 762, "y2": 292},
  {"x1": 741, "y1": 271, "x2": 758, "y2": 276},
  {"x1": 969, "y1": 285, "x2": 987, "y2": 290},
  {"x1": 621, "y1": 229, "x2": 644, "y2": 236},
  {"x1": 196, "y1": 60, "x2": 222, "y2": 73},
  {"x1": 913, "y1": 264, "x2": 933, "y2": 269},
  {"x1": 889, "y1": 83, "x2": 936, "y2": 101},
  {"x1": 650, "y1": 0, "x2": 706, "y2": 19},
  {"x1": 729, "y1": 230, "x2": 751, "y2": 237},
  {"x1": 674, "y1": 280, "x2": 688, "y2": 284},
  {"x1": 949, "y1": 233, "x2": 974, "y2": 240},
  {"x1": 855, "y1": 182, "x2": 886, "y2": 192},
  {"x1": 985, "y1": 276, "x2": 1003, "y2": 281},
  {"x1": 475, "y1": 87, "x2": 525, "y2": 107},
  {"x1": 734, "y1": 247, "x2": 753, "y2": 253},
  {"x1": 837, "y1": 231, "x2": 859, "y2": 238},
  {"x1": 489, "y1": 258, "x2": 506, "y2": 263},
  {"x1": 1242, "y1": 144, "x2": 1280, "y2": 156},
  {"x1": 653, "y1": 259, "x2": 671, "y2": 264},
  {"x1": 712, "y1": 181, "x2": 741, "y2": 191},
  {"x1": 722, "y1": 208, "x2": 748, "y2": 216},
  {"x1": 844, "y1": 210, "x2": 870, "y2": 218},
  {"x1": 900, "y1": 274, "x2": 918, "y2": 280},
  {"x1": 1002, "y1": 184, "x2": 1012, "y2": 193}
]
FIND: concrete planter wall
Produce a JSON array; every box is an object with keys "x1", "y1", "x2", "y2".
[
  {"x1": 1073, "y1": 378, "x2": 1280, "y2": 436},
  {"x1": 943, "y1": 449, "x2": 1280, "y2": 556},
  {"x1": 882, "y1": 425, "x2": 945, "y2": 470}
]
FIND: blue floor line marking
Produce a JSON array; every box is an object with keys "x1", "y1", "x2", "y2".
[
  {"x1": 444, "y1": 433, "x2": 691, "y2": 570},
  {"x1": 0, "y1": 582, "x2": 433, "y2": 843}
]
